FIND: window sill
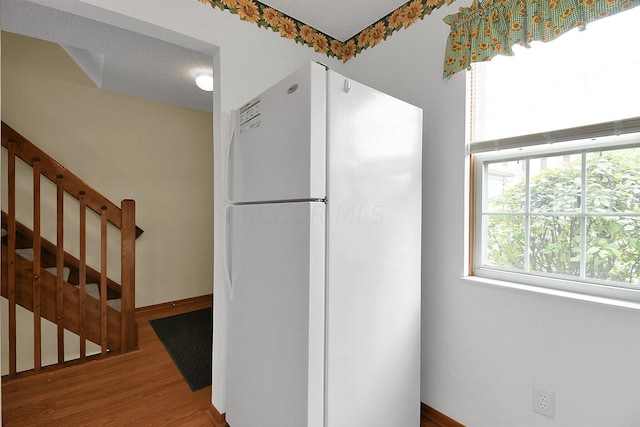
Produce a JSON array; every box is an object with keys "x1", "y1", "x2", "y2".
[{"x1": 460, "y1": 275, "x2": 640, "y2": 311}]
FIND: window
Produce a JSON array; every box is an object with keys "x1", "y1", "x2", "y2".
[{"x1": 469, "y1": 7, "x2": 640, "y2": 304}]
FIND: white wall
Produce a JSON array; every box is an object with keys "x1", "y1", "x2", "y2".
[
  {"x1": 4, "y1": 1, "x2": 640, "y2": 425},
  {"x1": 345, "y1": 3, "x2": 640, "y2": 426}
]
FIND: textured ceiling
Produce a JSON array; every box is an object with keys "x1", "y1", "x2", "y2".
[
  {"x1": 0, "y1": 0, "x2": 425, "y2": 112},
  {"x1": 0, "y1": 0, "x2": 215, "y2": 113}
]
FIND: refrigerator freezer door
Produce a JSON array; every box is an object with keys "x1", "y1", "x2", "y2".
[
  {"x1": 325, "y1": 71, "x2": 422, "y2": 427},
  {"x1": 226, "y1": 202, "x2": 326, "y2": 427},
  {"x1": 228, "y1": 62, "x2": 326, "y2": 204}
]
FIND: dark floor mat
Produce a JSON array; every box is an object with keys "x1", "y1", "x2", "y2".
[{"x1": 150, "y1": 307, "x2": 212, "y2": 391}]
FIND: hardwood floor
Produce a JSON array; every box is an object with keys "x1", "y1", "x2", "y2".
[
  {"x1": 3, "y1": 294, "x2": 455, "y2": 426},
  {"x1": 2, "y1": 296, "x2": 215, "y2": 426},
  {"x1": 421, "y1": 403, "x2": 465, "y2": 427}
]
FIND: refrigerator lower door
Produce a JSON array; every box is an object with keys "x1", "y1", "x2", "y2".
[{"x1": 226, "y1": 202, "x2": 326, "y2": 427}]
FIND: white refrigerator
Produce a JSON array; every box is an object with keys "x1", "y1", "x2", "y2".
[{"x1": 220, "y1": 62, "x2": 422, "y2": 427}]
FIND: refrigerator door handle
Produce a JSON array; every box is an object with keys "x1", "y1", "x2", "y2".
[
  {"x1": 225, "y1": 113, "x2": 236, "y2": 204},
  {"x1": 223, "y1": 205, "x2": 234, "y2": 301}
]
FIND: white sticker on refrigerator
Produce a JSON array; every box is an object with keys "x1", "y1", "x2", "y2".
[{"x1": 239, "y1": 98, "x2": 261, "y2": 134}]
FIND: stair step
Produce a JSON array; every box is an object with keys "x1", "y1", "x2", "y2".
[
  {"x1": 76, "y1": 283, "x2": 121, "y2": 311},
  {"x1": 44, "y1": 266, "x2": 70, "y2": 282},
  {"x1": 85, "y1": 283, "x2": 100, "y2": 299},
  {"x1": 107, "y1": 299, "x2": 121, "y2": 311},
  {"x1": 14, "y1": 248, "x2": 71, "y2": 281},
  {"x1": 15, "y1": 248, "x2": 34, "y2": 261},
  {"x1": 11, "y1": 244, "x2": 121, "y2": 311}
]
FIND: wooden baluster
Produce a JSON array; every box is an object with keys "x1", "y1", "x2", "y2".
[
  {"x1": 2, "y1": 123, "x2": 142, "y2": 372},
  {"x1": 78, "y1": 192, "x2": 87, "y2": 360},
  {"x1": 120, "y1": 199, "x2": 136, "y2": 352},
  {"x1": 100, "y1": 206, "x2": 108, "y2": 355},
  {"x1": 56, "y1": 175, "x2": 65, "y2": 365},
  {"x1": 7, "y1": 140, "x2": 17, "y2": 378},
  {"x1": 33, "y1": 159, "x2": 42, "y2": 371}
]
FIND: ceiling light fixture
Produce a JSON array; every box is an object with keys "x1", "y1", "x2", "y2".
[{"x1": 195, "y1": 72, "x2": 214, "y2": 91}]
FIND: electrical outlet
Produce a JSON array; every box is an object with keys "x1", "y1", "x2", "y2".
[{"x1": 532, "y1": 384, "x2": 555, "y2": 418}]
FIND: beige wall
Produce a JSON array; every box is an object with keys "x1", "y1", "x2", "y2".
[
  {"x1": 2, "y1": 31, "x2": 213, "y2": 306},
  {"x1": 1, "y1": 31, "x2": 213, "y2": 371}
]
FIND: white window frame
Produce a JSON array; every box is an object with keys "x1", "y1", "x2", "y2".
[
  {"x1": 471, "y1": 134, "x2": 640, "y2": 306},
  {"x1": 465, "y1": 7, "x2": 640, "y2": 308}
]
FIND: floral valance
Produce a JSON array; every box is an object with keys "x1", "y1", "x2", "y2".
[
  {"x1": 200, "y1": 0, "x2": 456, "y2": 62},
  {"x1": 443, "y1": 0, "x2": 640, "y2": 78}
]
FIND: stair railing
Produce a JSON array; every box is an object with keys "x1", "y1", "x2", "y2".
[{"x1": 1, "y1": 121, "x2": 139, "y2": 378}]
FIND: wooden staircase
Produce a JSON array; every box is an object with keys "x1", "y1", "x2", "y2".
[{"x1": 1, "y1": 121, "x2": 141, "y2": 379}]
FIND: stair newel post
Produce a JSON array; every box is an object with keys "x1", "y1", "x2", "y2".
[
  {"x1": 120, "y1": 199, "x2": 136, "y2": 352},
  {"x1": 7, "y1": 140, "x2": 18, "y2": 378},
  {"x1": 56, "y1": 174, "x2": 65, "y2": 365},
  {"x1": 33, "y1": 158, "x2": 42, "y2": 371},
  {"x1": 100, "y1": 206, "x2": 108, "y2": 356},
  {"x1": 78, "y1": 191, "x2": 87, "y2": 360}
]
